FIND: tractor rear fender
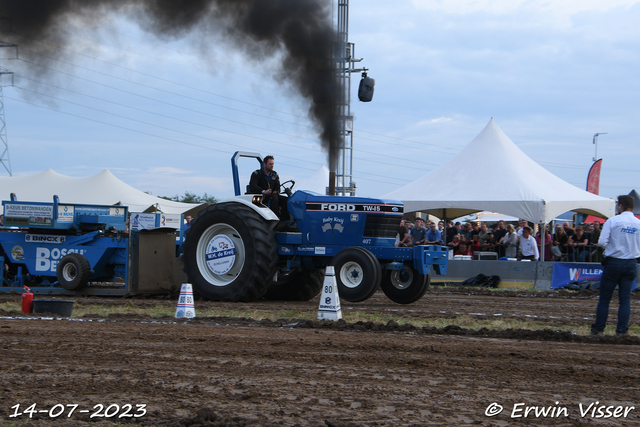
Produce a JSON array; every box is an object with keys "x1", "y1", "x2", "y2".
[{"x1": 216, "y1": 196, "x2": 279, "y2": 226}]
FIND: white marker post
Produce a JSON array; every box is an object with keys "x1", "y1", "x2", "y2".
[
  {"x1": 318, "y1": 266, "x2": 342, "y2": 321},
  {"x1": 175, "y1": 283, "x2": 196, "y2": 319}
]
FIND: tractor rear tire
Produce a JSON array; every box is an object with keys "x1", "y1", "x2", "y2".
[
  {"x1": 381, "y1": 265, "x2": 430, "y2": 304},
  {"x1": 330, "y1": 247, "x2": 381, "y2": 302},
  {"x1": 183, "y1": 203, "x2": 277, "y2": 302},
  {"x1": 263, "y1": 268, "x2": 325, "y2": 301},
  {"x1": 56, "y1": 253, "x2": 92, "y2": 291}
]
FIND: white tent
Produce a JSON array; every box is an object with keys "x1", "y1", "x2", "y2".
[
  {"x1": 0, "y1": 169, "x2": 206, "y2": 216},
  {"x1": 384, "y1": 119, "x2": 615, "y2": 224},
  {"x1": 476, "y1": 212, "x2": 520, "y2": 223},
  {"x1": 296, "y1": 164, "x2": 329, "y2": 195}
]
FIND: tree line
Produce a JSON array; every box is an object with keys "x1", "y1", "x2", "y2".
[{"x1": 159, "y1": 191, "x2": 218, "y2": 204}]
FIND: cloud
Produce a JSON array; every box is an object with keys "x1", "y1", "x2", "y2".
[
  {"x1": 417, "y1": 117, "x2": 453, "y2": 126},
  {"x1": 124, "y1": 172, "x2": 232, "y2": 198},
  {"x1": 148, "y1": 167, "x2": 191, "y2": 175},
  {"x1": 410, "y1": 0, "x2": 638, "y2": 17}
]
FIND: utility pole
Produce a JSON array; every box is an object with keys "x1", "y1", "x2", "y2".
[
  {"x1": 0, "y1": 41, "x2": 17, "y2": 176},
  {"x1": 334, "y1": 0, "x2": 368, "y2": 196}
]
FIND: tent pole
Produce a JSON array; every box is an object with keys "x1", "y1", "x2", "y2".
[
  {"x1": 443, "y1": 209, "x2": 447, "y2": 246},
  {"x1": 540, "y1": 221, "x2": 545, "y2": 263}
]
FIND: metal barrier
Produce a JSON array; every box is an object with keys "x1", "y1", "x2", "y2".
[
  {"x1": 449, "y1": 242, "x2": 605, "y2": 263},
  {"x1": 434, "y1": 259, "x2": 552, "y2": 289},
  {"x1": 435, "y1": 259, "x2": 639, "y2": 290},
  {"x1": 552, "y1": 243, "x2": 603, "y2": 263}
]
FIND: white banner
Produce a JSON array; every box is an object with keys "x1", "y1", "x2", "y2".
[{"x1": 130, "y1": 213, "x2": 157, "y2": 230}]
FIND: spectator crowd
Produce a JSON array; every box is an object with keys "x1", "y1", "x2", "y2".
[{"x1": 396, "y1": 218, "x2": 605, "y2": 262}]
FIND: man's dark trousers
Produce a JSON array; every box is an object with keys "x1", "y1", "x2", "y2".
[{"x1": 593, "y1": 258, "x2": 637, "y2": 334}]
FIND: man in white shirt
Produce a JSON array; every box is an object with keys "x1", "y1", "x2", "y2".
[
  {"x1": 591, "y1": 195, "x2": 640, "y2": 336},
  {"x1": 518, "y1": 226, "x2": 539, "y2": 261}
]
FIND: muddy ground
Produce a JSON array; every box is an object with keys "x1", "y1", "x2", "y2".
[{"x1": 1, "y1": 287, "x2": 640, "y2": 426}]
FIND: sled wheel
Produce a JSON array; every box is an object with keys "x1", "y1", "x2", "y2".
[
  {"x1": 330, "y1": 247, "x2": 381, "y2": 302},
  {"x1": 263, "y1": 268, "x2": 325, "y2": 301},
  {"x1": 183, "y1": 203, "x2": 277, "y2": 302},
  {"x1": 56, "y1": 253, "x2": 92, "y2": 291},
  {"x1": 381, "y1": 264, "x2": 430, "y2": 304}
]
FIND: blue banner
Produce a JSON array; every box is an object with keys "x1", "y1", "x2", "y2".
[{"x1": 551, "y1": 262, "x2": 637, "y2": 289}]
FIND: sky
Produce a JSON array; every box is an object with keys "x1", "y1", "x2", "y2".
[{"x1": 1, "y1": 0, "x2": 639, "y2": 204}]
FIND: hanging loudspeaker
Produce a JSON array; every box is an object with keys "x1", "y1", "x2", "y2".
[{"x1": 358, "y1": 73, "x2": 375, "y2": 102}]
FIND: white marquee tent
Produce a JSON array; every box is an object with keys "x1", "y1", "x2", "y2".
[
  {"x1": 0, "y1": 169, "x2": 205, "y2": 216},
  {"x1": 384, "y1": 119, "x2": 615, "y2": 224},
  {"x1": 296, "y1": 164, "x2": 329, "y2": 195}
]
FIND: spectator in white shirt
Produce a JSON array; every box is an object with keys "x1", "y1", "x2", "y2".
[{"x1": 518, "y1": 226, "x2": 539, "y2": 260}]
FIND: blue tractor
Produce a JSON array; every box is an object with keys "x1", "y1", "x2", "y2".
[{"x1": 182, "y1": 152, "x2": 448, "y2": 304}]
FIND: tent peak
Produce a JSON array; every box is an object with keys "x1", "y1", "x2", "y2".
[{"x1": 382, "y1": 119, "x2": 615, "y2": 223}]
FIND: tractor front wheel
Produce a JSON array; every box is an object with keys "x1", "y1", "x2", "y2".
[
  {"x1": 330, "y1": 247, "x2": 381, "y2": 302},
  {"x1": 381, "y1": 265, "x2": 430, "y2": 304}
]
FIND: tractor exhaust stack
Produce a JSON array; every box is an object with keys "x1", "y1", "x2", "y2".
[{"x1": 329, "y1": 171, "x2": 336, "y2": 196}]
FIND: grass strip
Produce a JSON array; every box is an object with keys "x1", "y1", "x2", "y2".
[{"x1": 2, "y1": 300, "x2": 636, "y2": 337}]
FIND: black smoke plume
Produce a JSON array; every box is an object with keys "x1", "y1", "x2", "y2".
[{"x1": 0, "y1": 0, "x2": 342, "y2": 170}]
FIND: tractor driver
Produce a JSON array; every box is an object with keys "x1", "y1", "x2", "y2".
[{"x1": 249, "y1": 155, "x2": 288, "y2": 221}]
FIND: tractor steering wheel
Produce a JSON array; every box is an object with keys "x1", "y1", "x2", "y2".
[{"x1": 280, "y1": 180, "x2": 295, "y2": 197}]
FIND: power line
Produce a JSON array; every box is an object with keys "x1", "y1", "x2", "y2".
[
  {"x1": 15, "y1": 82, "x2": 422, "y2": 177},
  {"x1": 15, "y1": 36, "x2": 466, "y2": 168},
  {"x1": 17, "y1": 53, "x2": 305, "y2": 129},
  {"x1": 5, "y1": 94, "x2": 407, "y2": 186},
  {"x1": 7, "y1": 31, "x2": 633, "y2": 188},
  {"x1": 357, "y1": 129, "x2": 459, "y2": 153},
  {"x1": 17, "y1": 54, "x2": 436, "y2": 173},
  {"x1": 16, "y1": 33, "x2": 611, "y2": 174},
  {"x1": 11, "y1": 30, "x2": 309, "y2": 121},
  {"x1": 16, "y1": 76, "x2": 323, "y2": 152},
  {"x1": 55, "y1": 26, "x2": 269, "y2": 81}
]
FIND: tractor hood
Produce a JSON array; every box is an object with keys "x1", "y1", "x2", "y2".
[
  {"x1": 288, "y1": 190, "x2": 404, "y2": 216},
  {"x1": 287, "y1": 191, "x2": 404, "y2": 247}
]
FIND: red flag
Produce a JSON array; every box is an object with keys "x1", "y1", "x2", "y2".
[{"x1": 586, "y1": 159, "x2": 602, "y2": 195}]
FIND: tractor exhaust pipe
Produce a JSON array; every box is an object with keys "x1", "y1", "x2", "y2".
[{"x1": 329, "y1": 171, "x2": 336, "y2": 196}]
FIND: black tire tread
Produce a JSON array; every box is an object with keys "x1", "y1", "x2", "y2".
[
  {"x1": 381, "y1": 266, "x2": 430, "y2": 304},
  {"x1": 263, "y1": 268, "x2": 324, "y2": 301},
  {"x1": 183, "y1": 203, "x2": 277, "y2": 302},
  {"x1": 56, "y1": 253, "x2": 91, "y2": 291}
]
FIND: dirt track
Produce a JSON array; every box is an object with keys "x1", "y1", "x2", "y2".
[{"x1": 1, "y1": 288, "x2": 640, "y2": 426}]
